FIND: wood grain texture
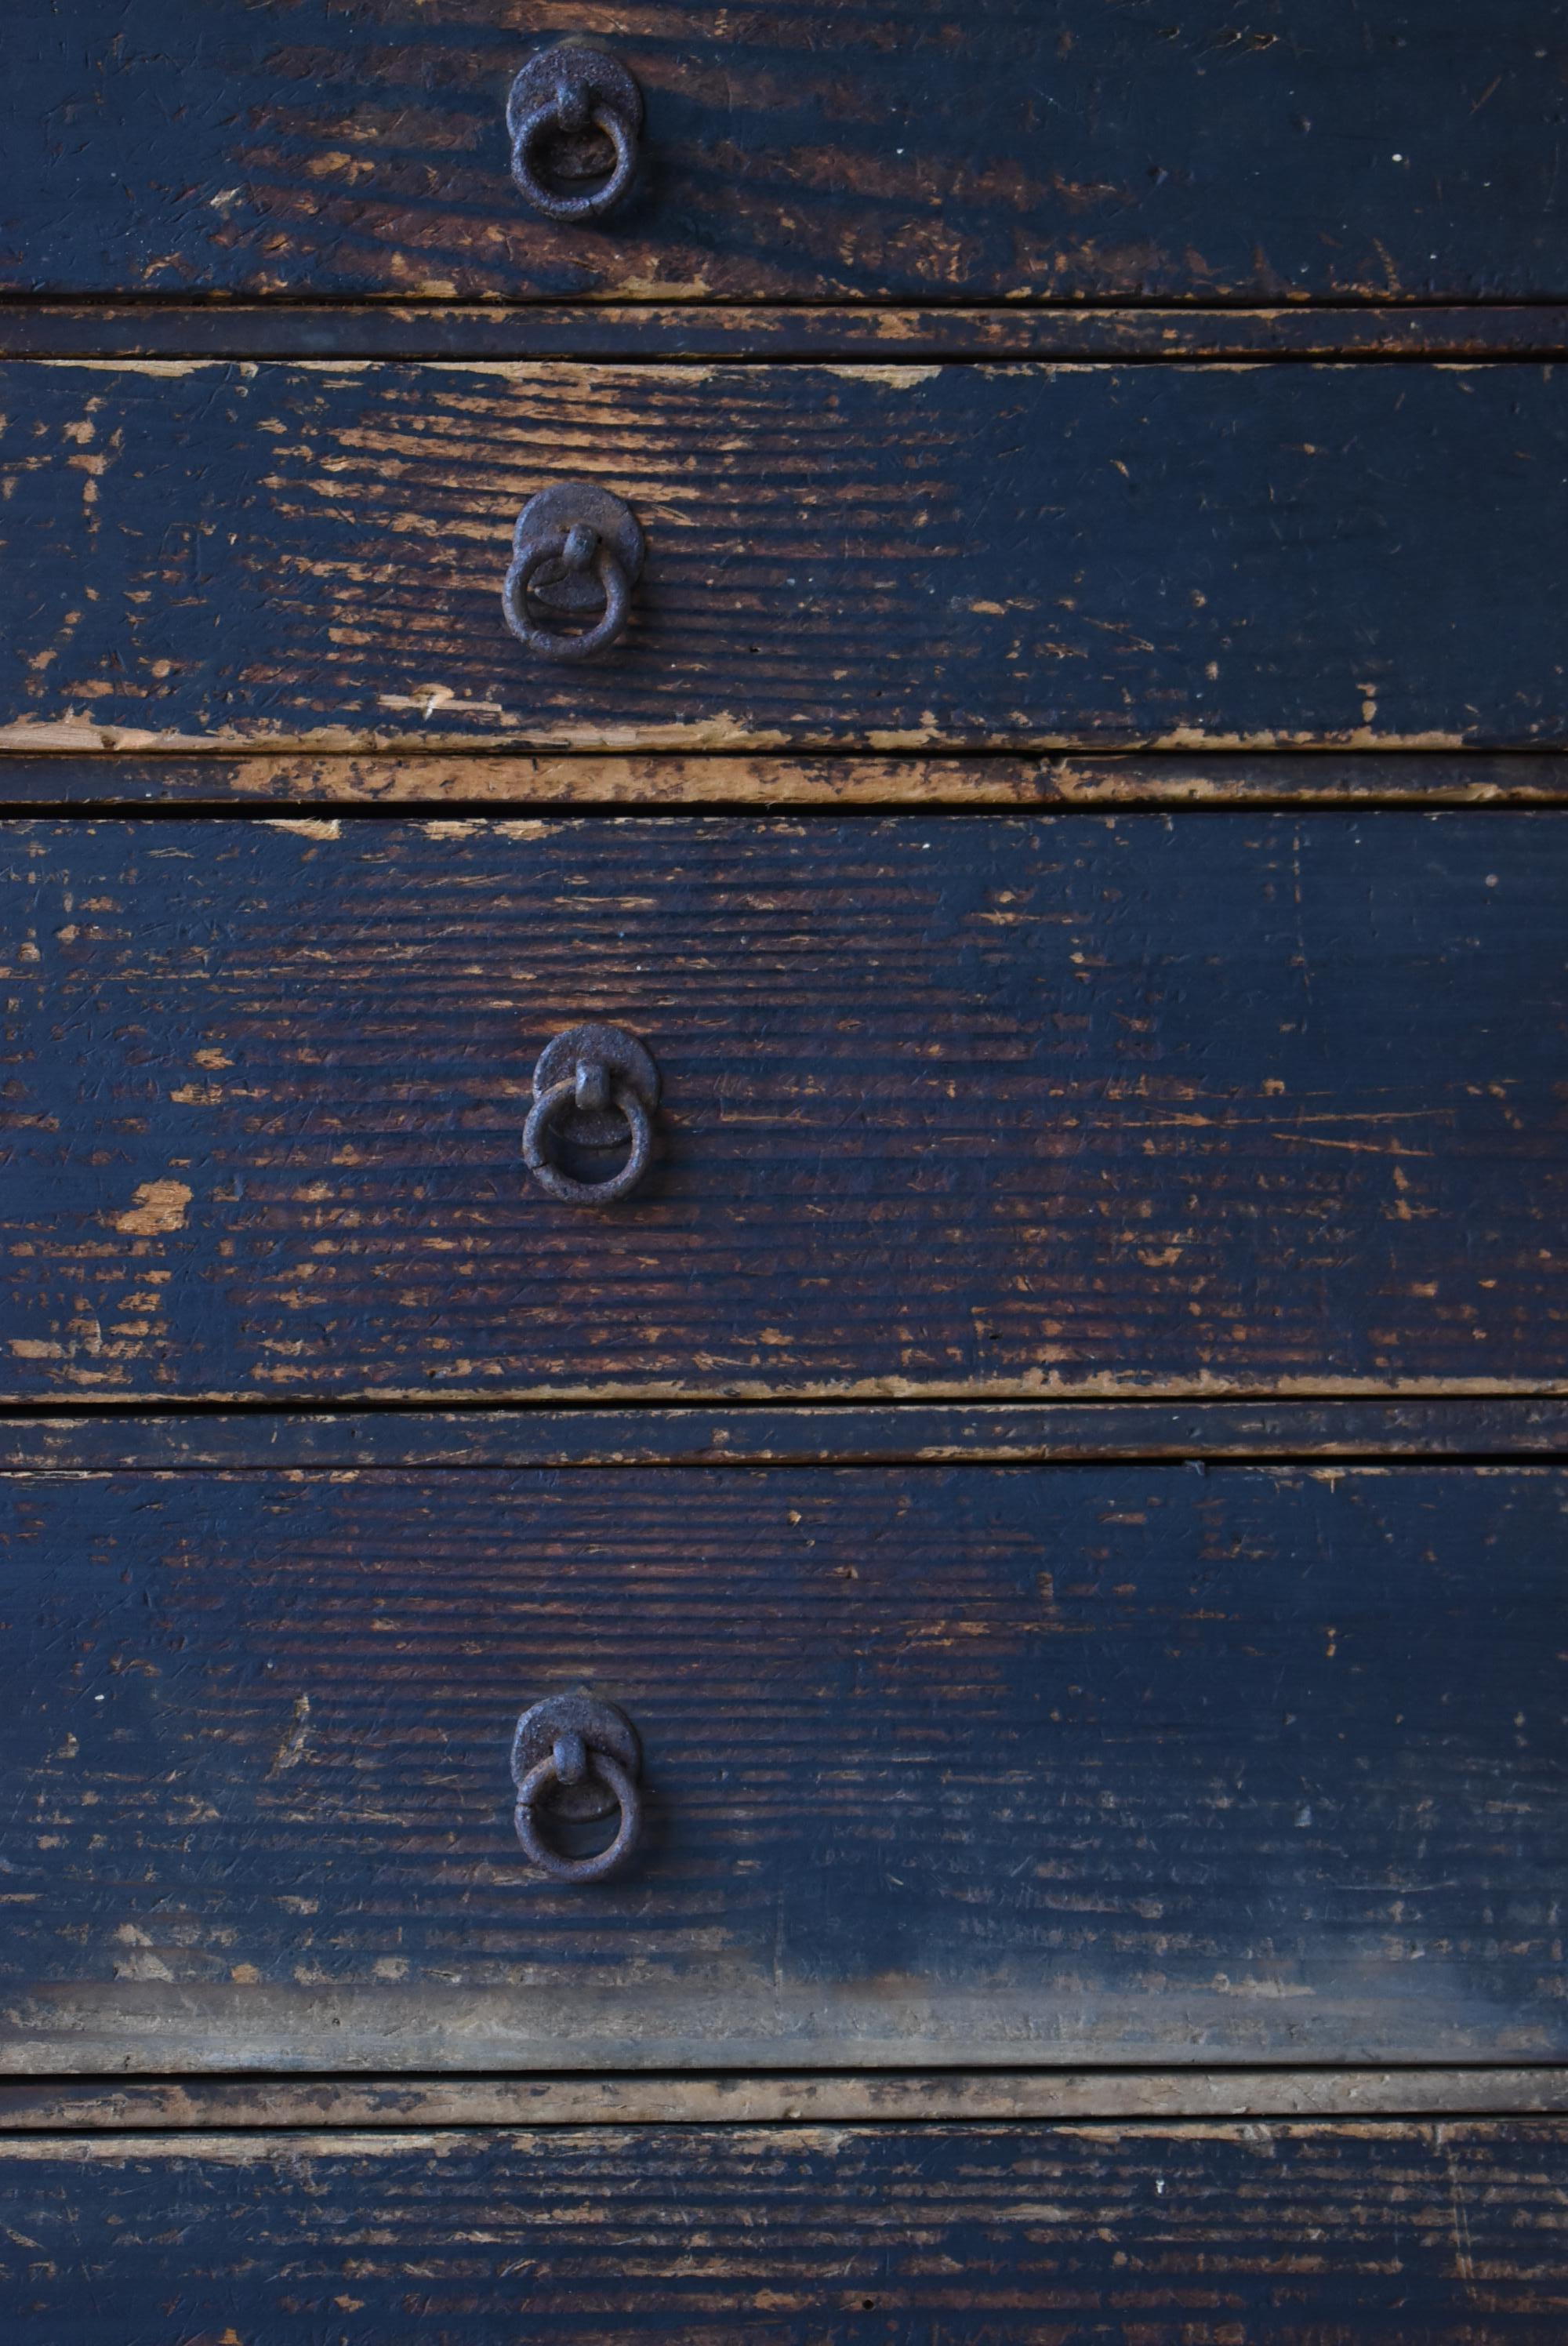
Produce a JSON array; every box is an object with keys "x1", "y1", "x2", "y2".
[
  {"x1": 2, "y1": 1464, "x2": 1564, "y2": 2072},
  {"x1": 15, "y1": 305, "x2": 1568, "y2": 362},
  {"x1": 10, "y1": 361, "x2": 1568, "y2": 752},
  {"x1": 4, "y1": 2122, "x2": 1568, "y2": 2340},
  {"x1": 2, "y1": 815, "x2": 1566, "y2": 1403},
  {"x1": 5, "y1": 754, "x2": 1568, "y2": 811},
  {"x1": 10, "y1": 2069, "x2": 1568, "y2": 2131},
  {"x1": 5, "y1": 2, "x2": 1568, "y2": 303},
  {"x1": 6, "y1": 1400, "x2": 1568, "y2": 1473}
]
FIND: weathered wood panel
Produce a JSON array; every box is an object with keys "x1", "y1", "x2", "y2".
[
  {"x1": 9, "y1": 2069, "x2": 1568, "y2": 2132},
  {"x1": 4, "y1": 2123, "x2": 1567, "y2": 2339},
  {"x1": 13, "y1": 305, "x2": 1568, "y2": 363},
  {"x1": 2, "y1": 1465, "x2": 1563, "y2": 2071},
  {"x1": 9, "y1": 363, "x2": 1568, "y2": 751},
  {"x1": 2, "y1": 815, "x2": 1566, "y2": 1402},
  {"x1": 5, "y1": 2, "x2": 1567, "y2": 303},
  {"x1": 6, "y1": 1400, "x2": 1568, "y2": 1473},
  {"x1": 5, "y1": 754, "x2": 1568, "y2": 810}
]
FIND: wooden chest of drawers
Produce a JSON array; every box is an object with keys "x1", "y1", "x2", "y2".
[{"x1": 4, "y1": 5, "x2": 1568, "y2": 2338}]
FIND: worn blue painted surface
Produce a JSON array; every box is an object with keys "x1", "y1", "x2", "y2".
[
  {"x1": 1, "y1": 815, "x2": 1563, "y2": 1399},
  {"x1": 7, "y1": 364, "x2": 1568, "y2": 745},
  {"x1": 5, "y1": 2, "x2": 1568, "y2": 303},
  {"x1": 3, "y1": 2118, "x2": 1568, "y2": 2341},
  {"x1": 2, "y1": 1463, "x2": 1563, "y2": 2066}
]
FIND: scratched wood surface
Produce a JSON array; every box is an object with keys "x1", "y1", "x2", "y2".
[
  {"x1": 5, "y1": 2, "x2": 1567, "y2": 304},
  {"x1": 6, "y1": 753, "x2": 1568, "y2": 810},
  {"x1": 4, "y1": 2122, "x2": 1567, "y2": 2340},
  {"x1": 12, "y1": 364, "x2": 1568, "y2": 752},
  {"x1": 4, "y1": 815, "x2": 1566, "y2": 1403},
  {"x1": 3, "y1": 1465, "x2": 1564, "y2": 2072}
]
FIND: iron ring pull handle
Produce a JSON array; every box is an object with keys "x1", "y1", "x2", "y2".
[
  {"x1": 511, "y1": 1696, "x2": 644, "y2": 1885},
  {"x1": 503, "y1": 481, "x2": 644, "y2": 663},
  {"x1": 507, "y1": 42, "x2": 644, "y2": 223},
  {"x1": 523, "y1": 1022, "x2": 660, "y2": 1208},
  {"x1": 503, "y1": 524, "x2": 628, "y2": 664}
]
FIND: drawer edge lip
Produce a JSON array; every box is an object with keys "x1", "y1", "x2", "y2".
[
  {"x1": 3, "y1": 752, "x2": 1568, "y2": 811},
  {"x1": 7, "y1": 724, "x2": 1568, "y2": 761},
  {"x1": 4, "y1": 2068, "x2": 1568, "y2": 2134},
  {"x1": 5, "y1": 303, "x2": 1568, "y2": 365},
  {"x1": 2, "y1": 1397, "x2": 1566, "y2": 1471}
]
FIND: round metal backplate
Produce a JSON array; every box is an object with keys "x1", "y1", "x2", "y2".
[
  {"x1": 511, "y1": 482, "x2": 647, "y2": 616},
  {"x1": 506, "y1": 41, "x2": 644, "y2": 173},
  {"x1": 510, "y1": 1694, "x2": 642, "y2": 1824},
  {"x1": 532, "y1": 1021, "x2": 660, "y2": 1150}
]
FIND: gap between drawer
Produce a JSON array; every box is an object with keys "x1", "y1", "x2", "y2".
[
  {"x1": 2, "y1": 2068, "x2": 1566, "y2": 2134},
  {"x1": 2, "y1": 1397, "x2": 1566, "y2": 1471}
]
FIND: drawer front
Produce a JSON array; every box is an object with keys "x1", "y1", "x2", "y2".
[
  {"x1": 5, "y1": 3, "x2": 1565, "y2": 304},
  {"x1": 4, "y1": 1464, "x2": 1563, "y2": 2071},
  {"x1": 4, "y1": 815, "x2": 1564, "y2": 1404},
  {"x1": 5, "y1": 361, "x2": 1568, "y2": 752},
  {"x1": 5, "y1": 2123, "x2": 1567, "y2": 2340}
]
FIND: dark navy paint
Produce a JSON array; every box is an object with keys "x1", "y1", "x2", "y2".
[
  {"x1": 4, "y1": 2, "x2": 1568, "y2": 301},
  {"x1": 6, "y1": 364, "x2": 1568, "y2": 745},
  {"x1": 1, "y1": 815, "x2": 1564, "y2": 1399},
  {"x1": 2, "y1": 1465, "x2": 1563, "y2": 2061},
  {"x1": 5, "y1": 2121, "x2": 1568, "y2": 2341}
]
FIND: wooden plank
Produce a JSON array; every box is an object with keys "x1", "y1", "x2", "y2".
[
  {"x1": 5, "y1": 2, "x2": 1568, "y2": 303},
  {"x1": 4, "y1": 1400, "x2": 1567, "y2": 1473},
  {"x1": 2, "y1": 1464, "x2": 1563, "y2": 2072},
  {"x1": 13, "y1": 305, "x2": 1568, "y2": 362},
  {"x1": 4, "y1": 753, "x2": 1568, "y2": 810},
  {"x1": 2, "y1": 814, "x2": 1565, "y2": 1404},
  {"x1": 7, "y1": 2071, "x2": 1568, "y2": 2131},
  {"x1": 2, "y1": 2122, "x2": 1566, "y2": 2337},
  {"x1": 9, "y1": 362, "x2": 1568, "y2": 752}
]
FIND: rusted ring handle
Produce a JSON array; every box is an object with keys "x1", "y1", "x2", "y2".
[
  {"x1": 510, "y1": 1694, "x2": 645, "y2": 1887},
  {"x1": 512, "y1": 98, "x2": 637, "y2": 221},
  {"x1": 503, "y1": 528, "x2": 631, "y2": 663},
  {"x1": 524, "y1": 1072, "x2": 652, "y2": 1204},
  {"x1": 503, "y1": 483, "x2": 644, "y2": 664},
  {"x1": 524, "y1": 1023, "x2": 660, "y2": 1208},
  {"x1": 507, "y1": 44, "x2": 644, "y2": 223},
  {"x1": 514, "y1": 1746, "x2": 642, "y2": 1884}
]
